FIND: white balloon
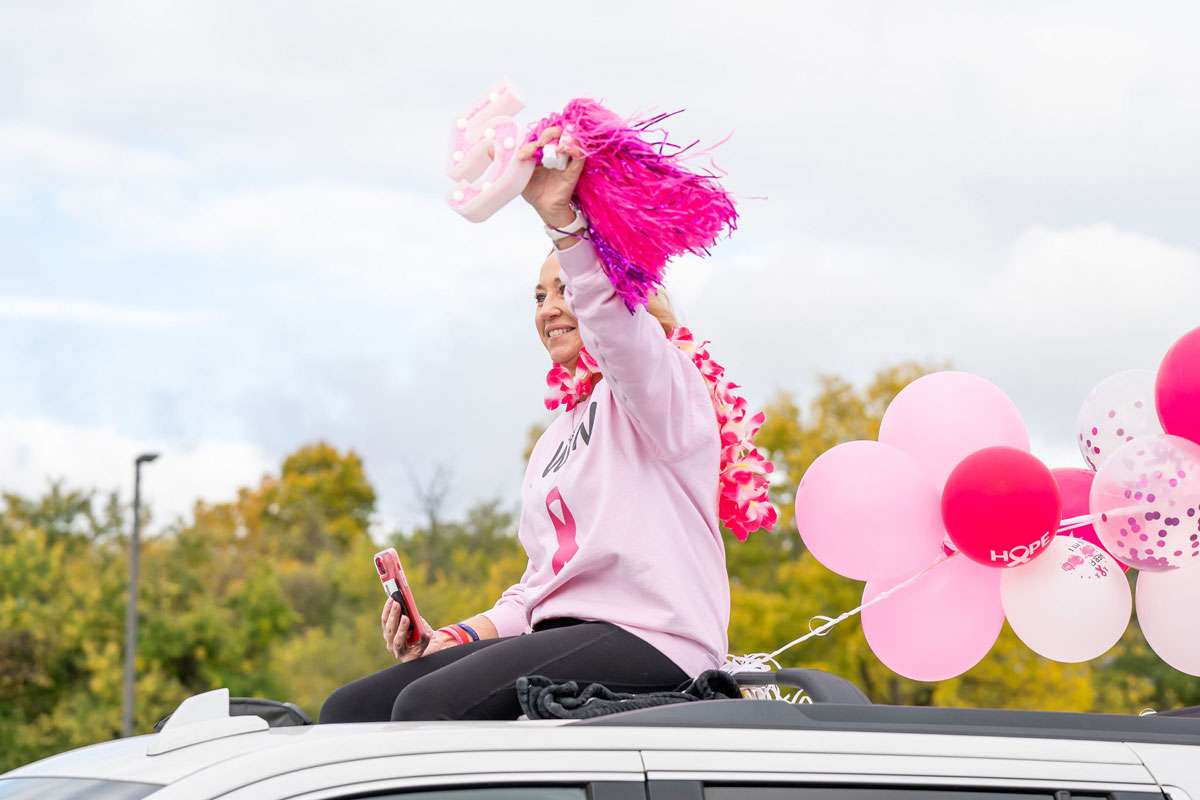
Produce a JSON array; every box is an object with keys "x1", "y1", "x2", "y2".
[
  {"x1": 1137, "y1": 569, "x2": 1200, "y2": 676},
  {"x1": 1075, "y1": 369, "x2": 1162, "y2": 471},
  {"x1": 1002, "y1": 536, "x2": 1131, "y2": 663}
]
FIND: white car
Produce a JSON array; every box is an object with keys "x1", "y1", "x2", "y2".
[{"x1": 3, "y1": 670, "x2": 1199, "y2": 800}]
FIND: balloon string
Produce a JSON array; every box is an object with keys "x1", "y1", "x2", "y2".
[
  {"x1": 737, "y1": 506, "x2": 1138, "y2": 670},
  {"x1": 1056, "y1": 513, "x2": 1095, "y2": 533},
  {"x1": 765, "y1": 551, "x2": 955, "y2": 660},
  {"x1": 1055, "y1": 505, "x2": 1145, "y2": 535}
]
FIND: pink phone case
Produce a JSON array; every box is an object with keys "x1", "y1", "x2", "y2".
[{"x1": 374, "y1": 548, "x2": 423, "y2": 646}]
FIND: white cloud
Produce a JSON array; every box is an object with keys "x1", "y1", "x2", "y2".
[
  {"x1": 0, "y1": 296, "x2": 213, "y2": 327},
  {"x1": 988, "y1": 224, "x2": 1200, "y2": 345},
  {"x1": 54, "y1": 179, "x2": 534, "y2": 289},
  {"x1": 0, "y1": 123, "x2": 186, "y2": 221},
  {"x1": 678, "y1": 221, "x2": 1195, "y2": 471},
  {"x1": 970, "y1": 223, "x2": 1198, "y2": 453},
  {"x1": 0, "y1": 122, "x2": 185, "y2": 185},
  {"x1": 0, "y1": 416, "x2": 273, "y2": 527},
  {"x1": 3, "y1": 1, "x2": 1200, "y2": 531}
]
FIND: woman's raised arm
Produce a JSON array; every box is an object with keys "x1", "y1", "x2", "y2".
[
  {"x1": 522, "y1": 130, "x2": 714, "y2": 458},
  {"x1": 557, "y1": 238, "x2": 712, "y2": 458}
]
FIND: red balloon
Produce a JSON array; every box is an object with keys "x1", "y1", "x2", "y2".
[
  {"x1": 942, "y1": 447, "x2": 1061, "y2": 569},
  {"x1": 1050, "y1": 467, "x2": 1128, "y2": 572},
  {"x1": 1157, "y1": 327, "x2": 1200, "y2": 446}
]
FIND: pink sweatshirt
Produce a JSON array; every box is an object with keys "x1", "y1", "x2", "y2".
[{"x1": 482, "y1": 238, "x2": 730, "y2": 677}]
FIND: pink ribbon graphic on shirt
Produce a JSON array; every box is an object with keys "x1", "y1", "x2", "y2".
[{"x1": 546, "y1": 487, "x2": 578, "y2": 575}]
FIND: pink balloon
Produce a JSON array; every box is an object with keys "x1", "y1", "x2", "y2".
[
  {"x1": 1090, "y1": 434, "x2": 1200, "y2": 572},
  {"x1": 941, "y1": 447, "x2": 1060, "y2": 569},
  {"x1": 862, "y1": 554, "x2": 1004, "y2": 681},
  {"x1": 796, "y1": 441, "x2": 945, "y2": 582},
  {"x1": 1051, "y1": 467, "x2": 1127, "y2": 571},
  {"x1": 879, "y1": 372, "x2": 1030, "y2": 491},
  {"x1": 1157, "y1": 326, "x2": 1200, "y2": 447},
  {"x1": 1001, "y1": 536, "x2": 1131, "y2": 663},
  {"x1": 1137, "y1": 568, "x2": 1200, "y2": 676}
]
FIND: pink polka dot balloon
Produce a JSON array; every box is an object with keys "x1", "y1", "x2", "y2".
[
  {"x1": 1089, "y1": 434, "x2": 1200, "y2": 572},
  {"x1": 1075, "y1": 369, "x2": 1163, "y2": 471}
]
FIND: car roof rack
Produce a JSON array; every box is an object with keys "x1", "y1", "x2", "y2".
[
  {"x1": 1155, "y1": 704, "x2": 1200, "y2": 718},
  {"x1": 732, "y1": 668, "x2": 871, "y2": 705},
  {"x1": 578, "y1": 698, "x2": 1200, "y2": 746},
  {"x1": 147, "y1": 688, "x2": 268, "y2": 756},
  {"x1": 154, "y1": 696, "x2": 312, "y2": 732}
]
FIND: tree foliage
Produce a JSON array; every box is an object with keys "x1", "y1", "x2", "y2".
[{"x1": 1, "y1": 365, "x2": 1195, "y2": 772}]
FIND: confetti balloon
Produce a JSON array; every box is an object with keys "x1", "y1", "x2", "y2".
[
  {"x1": 1001, "y1": 536, "x2": 1131, "y2": 663},
  {"x1": 1090, "y1": 434, "x2": 1200, "y2": 572},
  {"x1": 1075, "y1": 369, "x2": 1162, "y2": 471}
]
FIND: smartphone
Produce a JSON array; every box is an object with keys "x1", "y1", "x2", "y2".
[{"x1": 374, "y1": 548, "x2": 423, "y2": 646}]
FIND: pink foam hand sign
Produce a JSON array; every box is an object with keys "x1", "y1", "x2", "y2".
[{"x1": 447, "y1": 80, "x2": 536, "y2": 223}]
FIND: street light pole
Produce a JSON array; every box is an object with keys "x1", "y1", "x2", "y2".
[{"x1": 122, "y1": 452, "x2": 159, "y2": 738}]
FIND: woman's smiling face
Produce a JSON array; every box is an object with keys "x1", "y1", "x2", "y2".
[{"x1": 535, "y1": 252, "x2": 582, "y2": 369}]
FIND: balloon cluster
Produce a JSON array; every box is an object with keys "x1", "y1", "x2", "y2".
[
  {"x1": 794, "y1": 326, "x2": 1200, "y2": 682},
  {"x1": 1073, "y1": 326, "x2": 1200, "y2": 676}
]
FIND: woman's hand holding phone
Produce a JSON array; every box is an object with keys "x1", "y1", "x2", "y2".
[
  {"x1": 374, "y1": 548, "x2": 494, "y2": 660},
  {"x1": 422, "y1": 628, "x2": 460, "y2": 657},
  {"x1": 380, "y1": 599, "x2": 434, "y2": 662},
  {"x1": 375, "y1": 547, "x2": 433, "y2": 660}
]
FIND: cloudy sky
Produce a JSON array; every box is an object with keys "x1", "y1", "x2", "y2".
[{"x1": 2, "y1": 1, "x2": 1198, "y2": 533}]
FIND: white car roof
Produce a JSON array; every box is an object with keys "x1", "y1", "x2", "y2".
[
  {"x1": 7, "y1": 690, "x2": 1200, "y2": 799},
  {"x1": 5, "y1": 721, "x2": 491, "y2": 785},
  {"x1": 4, "y1": 718, "x2": 1156, "y2": 785}
]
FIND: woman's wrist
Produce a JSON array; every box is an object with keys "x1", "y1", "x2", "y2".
[
  {"x1": 537, "y1": 203, "x2": 575, "y2": 229},
  {"x1": 469, "y1": 614, "x2": 500, "y2": 641},
  {"x1": 544, "y1": 207, "x2": 588, "y2": 251},
  {"x1": 436, "y1": 623, "x2": 481, "y2": 646}
]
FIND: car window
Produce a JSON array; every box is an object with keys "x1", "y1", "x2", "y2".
[
  {"x1": 0, "y1": 777, "x2": 162, "y2": 800},
  {"x1": 357, "y1": 789, "x2": 586, "y2": 800},
  {"x1": 707, "y1": 791, "x2": 1050, "y2": 800},
  {"x1": 703, "y1": 788, "x2": 1155, "y2": 800}
]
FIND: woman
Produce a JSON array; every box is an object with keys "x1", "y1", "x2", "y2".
[{"x1": 319, "y1": 127, "x2": 729, "y2": 722}]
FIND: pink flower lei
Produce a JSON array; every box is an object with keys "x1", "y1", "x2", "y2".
[{"x1": 544, "y1": 327, "x2": 778, "y2": 540}]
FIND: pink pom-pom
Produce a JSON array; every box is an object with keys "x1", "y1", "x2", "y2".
[{"x1": 530, "y1": 100, "x2": 738, "y2": 310}]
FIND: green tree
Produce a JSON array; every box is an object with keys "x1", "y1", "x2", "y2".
[
  {"x1": 0, "y1": 488, "x2": 131, "y2": 767},
  {"x1": 267, "y1": 497, "x2": 527, "y2": 717},
  {"x1": 4, "y1": 373, "x2": 1197, "y2": 773},
  {"x1": 0, "y1": 444, "x2": 383, "y2": 770}
]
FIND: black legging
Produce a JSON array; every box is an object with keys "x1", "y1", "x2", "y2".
[{"x1": 319, "y1": 619, "x2": 689, "y2": 722}]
